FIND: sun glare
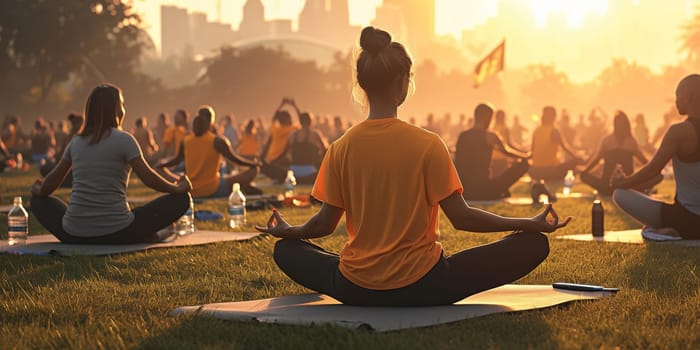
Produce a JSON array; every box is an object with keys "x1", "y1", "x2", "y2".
[{"x1": 528, "y1": 0, "x2": 608, "y2": 28}]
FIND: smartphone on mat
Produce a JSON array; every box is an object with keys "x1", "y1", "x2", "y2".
[{"x1": 553, "y1": 282, "x2": 619, "y2": 292}]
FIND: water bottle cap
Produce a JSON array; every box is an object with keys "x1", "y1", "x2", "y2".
[
  {"x1": 13, "y1": 196, "x2": 22, "y2": 206},
  {"x1": 232, "y1": 183, "x2": 240, "y2": 192},
  {"x1": 593, "y1": 199, "x2": 601, "y2": 205},
  {"x1": 287, "y1": 170, "x2": 294, "y2": 177}
]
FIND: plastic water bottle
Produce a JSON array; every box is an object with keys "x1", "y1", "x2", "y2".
[
  {"x1": 563, "y1": 170, "x2": 575, "y2": 195},
  {"x1": 592, "y1": 200, "x2": 604, "y2": 237},
  {"x1": 15, "y1": 153, "x2": 23, "y2": 170},
  {"x1": 176, "y1": 197, "x2": 195, "y2": 236},
  {"x1": 284, "y1": 170, "x2": 297, "y2": 198},
  {"x1": 229, "y1": 183, "x2": 246, "y2": 228},
  {"x1": 8, "y1": 196, "x2": 28, "y2": 245}
]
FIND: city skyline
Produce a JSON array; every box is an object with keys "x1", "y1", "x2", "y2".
[{"x1": 138, "y1": 0, "x2": 695, "y2": 82}]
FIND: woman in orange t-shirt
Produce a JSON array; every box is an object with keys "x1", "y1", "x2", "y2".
[
  {"x1": 256, "y1": 27, "x2": 571, "y2": 306},
  {"x1": 237, "y1": 119, "x2": 261, "y2": 159}
]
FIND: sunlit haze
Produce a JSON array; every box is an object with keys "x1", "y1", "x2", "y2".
[{"x1": 134, "y1": 0, "x2": 692, "y2": 83}]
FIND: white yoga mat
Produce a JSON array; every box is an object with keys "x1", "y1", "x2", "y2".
[
  {"x1": 468, "y1": 197, "x2": 534, "y2": 206},
  {"x1": 555, "y1": 192, "x2": 595, "y2": 199},
  {"x1": 171, "y1": 284, "x2": 613, "y2": 332},
  {"x1": 556, "y1": 230, "x2": 700, "y2": 246},
  {"x1": 0, "y1": 230, "x2": 260, "y2": 256}
]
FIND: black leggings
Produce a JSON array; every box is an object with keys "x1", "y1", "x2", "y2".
[
  {"x1": 581, "y1": 172, "x2": 662, "y2": 196},
  {"x1": 463, "y1": 160, "x2": 529, "y2": 200},
  {"x1": 31, "y1": 193, "x2": 190, "y2": 244},
  {"x1": 273, "y1": 231, "x2": 549, "y2": 306}
]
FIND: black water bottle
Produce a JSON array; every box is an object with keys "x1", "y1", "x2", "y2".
[{"x1": 592, "y1": 200, "x2": 604, "y2": 237}]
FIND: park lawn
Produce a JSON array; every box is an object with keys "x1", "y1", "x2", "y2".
[{"x1": 0, "y1": 169, "x2": 698, "y2": 349}]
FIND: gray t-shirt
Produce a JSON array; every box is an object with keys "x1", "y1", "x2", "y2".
[{"x1": 62, "y1": 128, "x2": 142, "y2": 236}]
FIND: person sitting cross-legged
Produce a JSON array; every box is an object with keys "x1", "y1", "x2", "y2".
[
  {"x1": 31, "y1": 84, "x2": 192, "y2": 244},
  {"x1": 612, "y1": 74, "x2": 700, "y2": 240},
  {"x1": 256, "y1": 27, "x2": 571, "y2": 307},
  {"x1": 454, "y1": 103, "x2": 530, "y2": 201},
  {"x1": 157, "y1": 106, "x2": 262, "y2": 198},
  {"x1": 580, "y1": 111, "x2": 661, "y2": 196}
]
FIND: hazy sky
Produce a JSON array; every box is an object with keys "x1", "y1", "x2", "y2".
[{"x1": 132, "y1": 0, "x2": 695, "y2": 82}]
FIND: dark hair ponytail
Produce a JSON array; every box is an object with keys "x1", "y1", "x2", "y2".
[
  {"x1": 80, "y1": 84, "x2": 123, "y2": 145},
  {"x1": 355, "y1": 26, "x2": 412, "y2": 101}
]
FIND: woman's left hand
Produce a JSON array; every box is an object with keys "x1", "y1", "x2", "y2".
[
  {"x1": 527, "y1": 204, "x2": 572, "y2": 233},
  {"x1": 255, "y1": 209, "x2": 291, "y2": 238}
]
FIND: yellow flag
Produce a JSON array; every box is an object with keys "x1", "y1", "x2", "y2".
[{"x1": 474, "y1": 40, "x2": 505, "y2": 88}]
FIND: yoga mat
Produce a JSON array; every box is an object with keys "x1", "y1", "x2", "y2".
[
  {"x1": 555, "y1": 192, "x2": 594, "y2": 199},
  {"x1": 0, "y1": 230, "x2": 260, "y2": 256},
  {"x1": 468, "y1": 197, "x2": 534, "y2": 206},
  {"x1": 171, "y1": 284, "x2": 613, "y2": 332},
  {"x1": 556, "y1": 230, "x2": 700, "y2": 246}
]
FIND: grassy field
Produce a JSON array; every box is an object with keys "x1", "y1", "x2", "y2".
[{"x1": 0, "y1": 168, "x2": 698, "y2": 349}]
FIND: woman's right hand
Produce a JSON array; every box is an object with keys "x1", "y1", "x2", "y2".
[
  {"x1": 524, "y1": 204, "x2": 572, "y2": 233},
  {"x1": 255, "y1": 209, "x2": 291, "y2": 238},
  {"x1": 175, "y1": 175, "x2": 192, "y2": 194}
]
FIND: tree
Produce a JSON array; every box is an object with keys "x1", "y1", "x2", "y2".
[
  {"x1": 680, "y1": 5, "x2": 700, "y2": 68},
  {"x1": 198, "y1": 46, "x2": 355, "y2": 118},
  {"x1": 520, "y1": 64, "x2": 577, "y2": 114},
  {"x1": 0, "y1": 0, "x2": 149, "y2": 112}
]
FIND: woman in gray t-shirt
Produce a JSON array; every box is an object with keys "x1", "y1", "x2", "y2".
[{"x1": 31, "y1": 84, "x2": 193, "y2": 244}]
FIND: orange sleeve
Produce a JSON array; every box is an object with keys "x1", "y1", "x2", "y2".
[
  {"x1": 424, "y1": 137, "x2": 463, "y2": 206},
  {"x1": 311, "y1": 145, "x2": 344, "y2": 208}
]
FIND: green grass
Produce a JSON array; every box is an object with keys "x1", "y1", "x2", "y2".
[{"x1": 0, "y1": 168, "x2": 698, "y2": 349}]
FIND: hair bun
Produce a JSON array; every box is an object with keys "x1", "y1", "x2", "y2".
[{"x1": 360, "y1": 26, "x2": 391, "y2": 53}]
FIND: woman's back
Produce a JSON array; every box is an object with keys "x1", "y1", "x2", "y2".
[
  {"x1": 63, "y1": 128, "x2": 141, "y2": 236},
  {"x1": 673, "y1": 118, "x2": 700, "y2": 215},
  {"x1": 183, "y1": 131, "x2": 221, "y2": 197},
  {"x1": 312, "y1": 118, "x2": 461, "y2": 290}
]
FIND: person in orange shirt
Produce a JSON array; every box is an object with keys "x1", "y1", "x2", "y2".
[
  {"x1": 529, "y1": 106, "x2": 583, "y2": 181},
  {"x1": 158, "y1": 106, "x2": 262, "y2": 197},
  {"x1": 237, "y1": 119, "x2": 261, "y2": 160},
  {"x1": 256, "y1": 27, "x2": 571, "y2": 306},
  {"x1": 260, "y1": 98, "x2": 300, "y2": 182},
  {"x1": 161, "y1": 109, "x2": 189, "y2": 160}
]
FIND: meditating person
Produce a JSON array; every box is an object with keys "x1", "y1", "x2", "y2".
[
  {"x1": 454, "y1": 104, "x2": 529, "y2": 201},
  {"x1": 490, "y1": 109, "x2": 529, "y2": 177},
  {"x1": 40, "y1": 113, "x2": 83, "y2": 187},
  {"x1": 31, "y1": 84, "x2": 192, "y2": 244},
  {"x1": 157, "y1": 106, "x2": 262, "y2": 198},
  {"x1": 256, "y1": 27, "x2": 570, "y2": 307},
  {"x1": 580, "y1": 111, "x2": 660, "y2": 196},
  {"x1": 288, "y1": 112, "x2": 327, "y2": 185},
  {"x1": 237, "y1": 119, "x2": 261, "y2": 160},
  {"x1": 529, "y1": 106, "x2": 583, "y2": 182},
  {"x1": 612, "y1": 74, "x2": 700, "y2": 240},
  {"x1": 161, "y1": 109, "x2": 189, "y2": 160},
  {"x1": 30, "y1": 118, "x2": 55, "y2": 165},
  {"x1": 260, "y1": 98, "x2": 299, "y2": 182},
  {"x1": 132, "y1": 117, "x2": 159, "y2": 165}
]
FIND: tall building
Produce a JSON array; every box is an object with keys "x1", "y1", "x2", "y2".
[
  {"x1": 381, "y1": 0, "x2": 436, "y2": 48},
  {"x1": 239, "y1": 0, "x2": 268, "y2": 38},
  {"x1": 161, "y1": 6, "x2": 192, "y2": 58},
  {"x1": 299, "y1": 0, "x2": 356, "y2": 44}
]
